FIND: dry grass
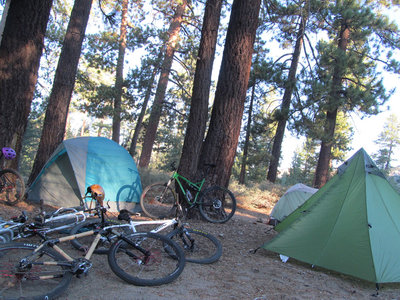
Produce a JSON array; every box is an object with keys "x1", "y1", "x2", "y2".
[{"x1": 229, "y1": 180, "x2": 287, "y2": 214}]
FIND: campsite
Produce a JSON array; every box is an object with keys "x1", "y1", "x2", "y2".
[
  {"x1": 1, "y1": 148, "x2": 400, "y2": 299},
  {"x1": 2, "y1": 189, "x2": 400, "y2": 299}
]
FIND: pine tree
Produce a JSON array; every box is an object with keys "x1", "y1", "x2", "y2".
[{"x1": 373, "y1": 114, "x2": 400, "y2": 172}]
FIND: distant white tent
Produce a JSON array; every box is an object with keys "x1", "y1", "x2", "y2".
[{"x1": 270, "y1": 183, "x2": 317, "y2": 222}]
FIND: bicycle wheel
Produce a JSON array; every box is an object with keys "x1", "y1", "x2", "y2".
[
  {"x1": 108, "y1": 232, "x2": 185, "y2": 286},
  {"x1": 0, "y1": 169, "x2": 25, "y2": 205},
  {"x1": 167, "y1": 227, "x2": 222, "y2": 264},
  {"x1": 70, "y1": 219, "x2": 128, "y2": 254},
  {"x1": 0, "y1": 242, "x2": 73, "y2": 300},
  {"x1": 140, "y1": 182, "x2": 177, "y2": 219},
  {"x1": 199, "y1": 185, "x2": 237, "y2": 223}
]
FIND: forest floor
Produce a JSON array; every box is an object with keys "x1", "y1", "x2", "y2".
[{"x1": 2, "y1": 190, "x2": 400, "y2": 300}]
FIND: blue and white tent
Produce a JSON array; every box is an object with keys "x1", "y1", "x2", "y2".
[{"x1": 28, "y1": 137, "x2": 142, "y2": 212}]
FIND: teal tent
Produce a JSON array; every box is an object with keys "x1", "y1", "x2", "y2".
[
  {"x1": 270, "y1": 183, "x2": 317, "y2": 222},
  {"x1": 28, "y1": 137, "x2": 142, "y2": 212},
  {"x1": 263, "y1": 148, "x2": 400, "y2": 284}
]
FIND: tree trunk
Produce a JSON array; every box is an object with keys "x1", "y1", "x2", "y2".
[
  {"x1": 178, "y1": 0, "x2": 222, "y2": 181},
  {"x1": 267, "y1": 12, "x2": 307, "y2": 183},
  {"x1": 198, "y1": 0, "x2": 261, "y2": 188},
  {"x1": 128, "y1": 53, "x2": 162, "y2": 157},
  {"x1": 239, "y1": 81, "x2": 255, "y2": 185},
  {"x1": 28, "y1": 0, "x2": 92, "y2": 185},
  {"x1": 111, "y1": 0, "x2": 128, "y2": 143},
  {"x1": 0, "y1": 0, "x2": 52, "y2": 170},
  {"x1": 314, "y1": 21, "x2": 350, "y2": 188},
  {"x1": 138, "y1": 0, "x2": 187, "y2": 168}
]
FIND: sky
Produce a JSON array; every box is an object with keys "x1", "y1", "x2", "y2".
[{"x1": 280, "y1": 78, "x2": 400, "y2": 171}]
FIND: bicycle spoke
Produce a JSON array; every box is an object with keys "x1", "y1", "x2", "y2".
[
  {"x1": 108, "y1": 232, "x2": 185, "y2": 286},
  {"x1": 0, "y1": 243, "x2": 72, "y2": 299}
]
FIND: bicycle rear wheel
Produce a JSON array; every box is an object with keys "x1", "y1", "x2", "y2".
[
  {"x1": 70, "y1": 219, "x2": 127, "y2": 254},
  {"x1": 108, "y1": 232, "x2": 185, "y2": 286},
  {"x1": 167, "y1": 227, "x2": 222, "y2": 264},
  {"x1": 140, "y1": 183, "x2": 177, "y2": 219},
  {"x1": 0, "y1": 242, "x2": 73, "y2": 300},
  {"x1": 199, "y1": 185, "x2": 237, "y2": 223},
  {"x1": 0, "y1": 169, "x2": 25, "y2": 205}
]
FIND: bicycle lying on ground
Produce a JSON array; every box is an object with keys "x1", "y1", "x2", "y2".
[
  {"x1": 0, "y1": 199, "x2": 103, "y2": 243},
  {"x1": 0, "y1": 185, "x2": 185, "y2": 299},
  {"x1": 70, "y1": 202, "x2": 222, "y2": 264},
  {"x1": 140, "y1": 162, "x2": 237, "y2": 223},
  {"x1": 0, "y1": 147, "x2": 25, "y2": 205}
]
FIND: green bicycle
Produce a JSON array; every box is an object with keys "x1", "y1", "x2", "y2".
[{"x1": 140, "y1": 163, "x2": 236, "y2": 223}]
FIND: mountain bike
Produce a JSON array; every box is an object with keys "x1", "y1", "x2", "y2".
[
  {"x1": 0, "y1": 199, "x2": 104, "y2": 243},
  {"x1": 0, "y1": 188, "x2": 185, "y2": 300},
  {"x1": 140, "y1": 162, "x2": 236, "y2": 223},
  {"x1": 0, "y1": 147, "x2": 25, "y2": 205},
  {"x1": 70, "y1": 202, "x2": 222, "y2": 264}
]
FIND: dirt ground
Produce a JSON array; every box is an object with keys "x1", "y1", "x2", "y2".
[{"x1": 2, "y1": 200, "x2": 400, "y2": 300}]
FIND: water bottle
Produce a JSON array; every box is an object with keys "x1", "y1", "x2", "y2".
[{"x1": 186, "y1": 189, "x2": 192, "y2": 201}]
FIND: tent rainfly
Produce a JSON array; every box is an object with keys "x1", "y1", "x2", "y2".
[
  {"x1": 263, "y1": 148, "x2": 400, "y2": 284},
  {"x1": 270, "y1": 183, "x2": 317, "y2": 222},
  {"x1": 28, "y1": 137, "x2": 142, "y2": 212}
]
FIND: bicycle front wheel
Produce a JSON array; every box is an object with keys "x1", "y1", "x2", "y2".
[
  {"x1": 167, "y1": 227, "x2": 222, "y2": 264},
  {"x1": 0, "y1": 242, "x2": 73, "y2": 300},
  {"x1": 140, "y1": 183, "x2": 177, "y2": 219},
  {"x1": 0, "y1": 169, "x2": 25, "y2": 205},
  {"x1": 199, "y1": 186, "x2": 237, "y2": 223},
  {"x1": 108, "y1": 232, "x2": 185, "y2": 286}
]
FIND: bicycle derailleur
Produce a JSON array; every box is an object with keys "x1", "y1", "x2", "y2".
[{"x1": 72, "y1": 258, "x2": 92, "y2": 277}]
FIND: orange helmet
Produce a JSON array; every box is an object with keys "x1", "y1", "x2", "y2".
[{"x1": 87, "y1": 184, "x2": 105, "y2": 206}]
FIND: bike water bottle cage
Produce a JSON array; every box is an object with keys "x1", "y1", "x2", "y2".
[
  {"x1": 87, "y1": 184, "x2": 105, "y2": 206},
  {"x1": 2, "y1": 147, "x2": 16, "y2": 160}
]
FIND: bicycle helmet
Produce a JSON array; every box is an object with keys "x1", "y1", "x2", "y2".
[
  {"x1": 87, "y1": 184, "x2": 105, "y2": 206},
  {"x1": 2, "y1": 147, "x2": 16, "y2": 160}
]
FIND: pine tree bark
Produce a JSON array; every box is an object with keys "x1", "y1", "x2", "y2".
[
  {"x1": 267, "y1": 12, "x2": 307, "y2": 183},
  {"x1": 313, "y1": 21, "x2": 350, "y2": 188},
  {"x1": 112, "y1": 0, "x2": 128, "y2": 143},
  {"x1": 198, "y1": 0, "x2": 261, "y2": 188},
  {"x1": 0, "y1": 0, "x2": 52, "y2": 169},
  {"x1": 28, "y1": 0, "x2": 92, "y2": 185},
  {"x1": 238, "y1": 81, "x2": 255, "y2": 185},
  {"x1": 138, "y1": 0, "x2": 187, "y2": 168},
  {"x1": 178, "y1": 0, "x2": 223, "y2": 180}
]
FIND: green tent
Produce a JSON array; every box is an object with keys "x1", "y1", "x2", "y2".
[
  {"x1": 270, "y1": 183, "x2": 317, "y2": 222},
  {"x1": 263, "y1": 148, "x2": 400, "y2": 284},
  {"x1": 27, "y1": 137, "x2": 142, "y2": 212}
]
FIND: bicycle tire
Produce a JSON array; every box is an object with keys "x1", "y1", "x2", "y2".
[
  {"x1": 0, "y1": 169, "x2": 25, "y2": 205},
  {"x1": 0, "y1": 242, "x2": 73, "y2": 300},
  {"x1": 167, "y1": 227, "x2": 222, "y2": 264},
  {"x1": 70, "y1": 219, "x2": 127, "y2": 254},
  {"x1": 140, "y1": 182, "x2": 177, "y2": 219},
  {"x1": 108, "y1": 232, "x2": 185, "y2": 286},
  {"x1": 199, "y1": 185, "x2": 237, "y2": 223}
]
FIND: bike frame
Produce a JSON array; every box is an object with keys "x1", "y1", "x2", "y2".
[{"x1": 171, "y1": 171, "x2": 206, "y2": 206}]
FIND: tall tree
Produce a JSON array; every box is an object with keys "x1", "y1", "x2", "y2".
[
  {"x1": 28, "y1": 0, "x2": 93, "y2": 185},
  {"x1": 197, "y1": 0, "x2": 261, "y2": 188},
  {"x1": 291, "y1": 1, "x2": 399, "y2": 188},
  {"x1": 0, "y1": 0, "x2": 53, "y2": 169},
  {"x1": 313, "y1": 18, "x2": 349, "y2": 188},
  {"x1": 138, "y1": 0, "x2": 188, "y2": 168},
  {"x1": 373, "y1": 114, "x2": 400, "y2": 172},
  {"x1": 128, "y1": 54, "x2": 162, "y2": 157},
  {"x1": 111, "y1": 0, "x2": 128, "y2": 143},
  {"x1": 267, "y1": 2, "x2": 308, "y2": 182},
  {"x1": 178, "y1": 0, "x2": 223, "y2": 180}
]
